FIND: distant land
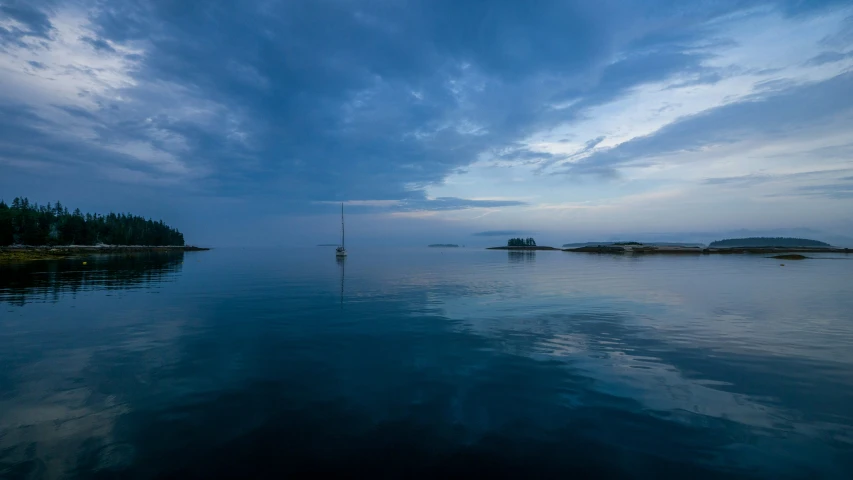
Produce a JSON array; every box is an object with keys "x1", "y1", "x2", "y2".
[
  {"x1": 487, "y1": 246, "x2": 559, "y2": 251},
  {"x1": 708, "y1": 237, "x2": 831, "y2": 248},
  {"x1": 428, "y1": 244, "x2": 459, "y2": 247},
  {"x1": 562, "y1": 236, "x2": 849, "y2": 255},
  {"x1": 488, "y1": 237, "x2": 555, "y2": 250},
  {"x1": 317, "y1": 244, "x2": 341, "y2": 246},
  {"x1": 579, "y1": 229, "x2": 853, "y2": 248},
  {"x1": 562, "y1": 241, "x2": 706, "y2": 248}
]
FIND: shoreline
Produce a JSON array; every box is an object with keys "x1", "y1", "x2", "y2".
[
  {"x1": 485, "y1": 244, "x2": 851, "y2": 255},
  {"x1": 562, "y1": 245, "x2": 852, "y2": 254},
  {"x1": 1, "y1": 245, "x2": 210, "y2": 262}
]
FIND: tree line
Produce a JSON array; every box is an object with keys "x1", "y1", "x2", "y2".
[
  {"x1": 507, "y1": 237, "x2": 537, "y2": 247},
  {"x1": 709, "y1": 237, "x2": 830, "y2": 248},
  {"x1": 0, "y1": 197, "x2": 185, "y2": 246}
]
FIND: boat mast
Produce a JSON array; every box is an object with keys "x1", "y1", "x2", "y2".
[{"x1": 341, "y1": 202, "x2": 345, "y2": 249}]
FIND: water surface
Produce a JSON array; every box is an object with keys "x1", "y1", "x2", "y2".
[{"x1": 1, "y1": 248, "x2": 852, "y2": 478}]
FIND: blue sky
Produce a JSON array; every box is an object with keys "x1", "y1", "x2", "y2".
[{"x1": 1, "y1": 0, "x2": 852, "y2": 246}]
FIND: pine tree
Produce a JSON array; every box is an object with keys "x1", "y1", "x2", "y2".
[
  {"x1": 0, "y1": 199, "x2": 185, "y2": 246},
  {"x1": 0, "y1": 200, "x2": 13, "y2": 246}
]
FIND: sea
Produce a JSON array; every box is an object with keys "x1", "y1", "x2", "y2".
[{"x1": 1, "y1": 247, "x2": 852, "y2": 479}]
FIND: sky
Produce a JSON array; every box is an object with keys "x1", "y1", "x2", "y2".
[{"x1": 1, "y1": 0, "x2": 852, "y2": 247}]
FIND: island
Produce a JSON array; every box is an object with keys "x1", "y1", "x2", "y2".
[
  {"x1": 0, "y1": 197, "x2": 209, "y2": 262},
  {"x1": 428, "y1": 244, "x2": 459, "y2": 248},
  {"x1": 562, "y1": 241, "x2": 706, "y2": 248},
  {"x1": 482, "y1": 236, "x2": 850, "y2": 255},
  {"x1": 562, "y1": 237, "x2": 850, "y2": 255},
  {"x1": 566, "y1": 243, "x2": 704, "y2": 254},
  {"x1": 487, "y1": 237, "x2": 560, "y2": 250},
  {"x1": 708, "y1": 237, "x2": 831, "y2": 248},
  {"x1": 487, "y1": 246, "x2": 560, "y2": 250}
]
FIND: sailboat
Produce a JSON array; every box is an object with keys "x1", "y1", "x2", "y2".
[{"x1": 335, "y1": 203, "x2": 347, "y2": 257}]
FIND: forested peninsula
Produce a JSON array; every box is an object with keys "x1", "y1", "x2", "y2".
[
  {"x1": 0, "y1": 197, "x2": 184, "y2": 246},
  {"x1": 0, "y1": 198, "x2": 207, "y2": 262}
]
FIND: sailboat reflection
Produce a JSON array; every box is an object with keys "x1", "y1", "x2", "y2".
[{"x1": 336, "y1": 256, "x2": 345, "y2": 308}]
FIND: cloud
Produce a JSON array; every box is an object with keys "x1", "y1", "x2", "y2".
[
  {"x1": 702, "y1": 168, "x2": 853, "y2": 187},
  {"x1": 407, "y1": 197, "x2": 526, "y2": 211},
  {"x1": 321, "y1": 197, "x2": 527, "y2": 214},
  {"x1": 769, "y1": 180, "x2": 853, "y2": 199},
  {"x1": 702, "y1": 174, "x2": 772, "y2": 186},
  {"x1": 0, "y1": 1, "x2": 53, "y2": 43},
  {"x1": 472, "y1": 230, "x2": 529, "y2": 237},
  {"x1": 557, "y1": 71, "x2": 853, "y2": 177},
  {"x1": 1, "y1": 1, "x2": 780, "y2": 201},
  {"x1": 1, "y1": 0, "x2": 853, "y2": 244},
  {"x1": 805, "y1": 50, "x2": 853, "y2": 66},
  {"x1": 79, "y1": 35, "x2": 116, "y2": 53}
]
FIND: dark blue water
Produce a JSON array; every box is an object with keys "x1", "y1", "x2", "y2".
[{"x1": 1, "y1": 248, "x2": 852, "y2": 479}]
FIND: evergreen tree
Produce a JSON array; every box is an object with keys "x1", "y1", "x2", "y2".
[
  {"x1": 0, "y1": 200, "x2": 14, "y2": 246},
  {"x1": 507, "y1": 237, "x2": 536, "y2": 247},
  {"x1": 0, "y1": 198, "x2": 185, "y2": 246}
]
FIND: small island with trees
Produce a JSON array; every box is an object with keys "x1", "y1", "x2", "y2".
[
  {"x1": 487, "y1": 237, "x2": 559, "y2": 250},
  {"x1": 1, "y1": 197, "x2": 208, "y2": 261}
]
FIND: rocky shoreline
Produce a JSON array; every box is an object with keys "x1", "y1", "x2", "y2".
[{"x1": 0, "y1": 245, "x2": 209, "y2": 262}]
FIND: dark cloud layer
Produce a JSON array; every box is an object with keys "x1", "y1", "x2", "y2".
[
  {"x1": 0, "y1": 0, "x2": 54, "y2": 43},
  {"x1": 0, "y1": 2, "x2": 788, "y2": 197},
  {"x1": 472, "y1": 230, "x2": 529, "y2": 237},
  {"x1": 0, "y1": 0, "x2": 850, "y2": 245}
]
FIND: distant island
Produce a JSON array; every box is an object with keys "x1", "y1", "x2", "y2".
[
  {"x1": 708, "y1": 237, "x2": 831, "y2": 248},
  {"x1": 562, "y1": 236, "x2": 848, "y2": 255},
  {"x1": 482, "y1": 235, "x2": 849, "y2": 255},
  {"x1": 488, "y1": 246, "x2": 559, "y2": 250},
  {"x1": 428, "y1": 244, "x2": 459, "y2": 247},
  {"x1": 507, "y1": 237, "x2": 537, "y2": 247},
  {"x1": 562, "y1": 241, "x2": 705, "y2": 248},
  {"x1": 488, "y1": 237, "x2": 559, "y2": 250}
]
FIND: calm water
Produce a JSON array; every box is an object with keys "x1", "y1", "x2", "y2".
[{"x1": 1, "y1": 248, "x2": 852, "y2": 479}]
